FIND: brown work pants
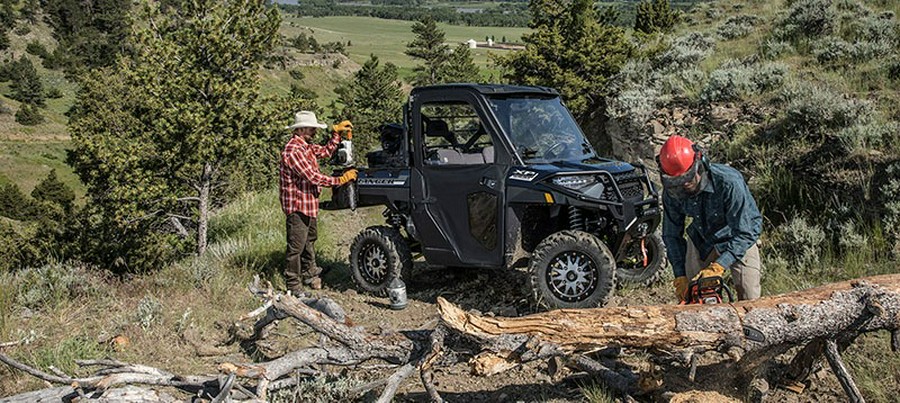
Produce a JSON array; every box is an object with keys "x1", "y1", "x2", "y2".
[
  {"x1": 285, "y1": 212, "x2": 321, "y2": 292},
  {"x1": 685, "y1": 238, "x2": 762, "y2": 301}
]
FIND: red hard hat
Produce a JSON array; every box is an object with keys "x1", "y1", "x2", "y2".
[{"x1": 658, "y1": 135, "x2": 697, "y2": 176}]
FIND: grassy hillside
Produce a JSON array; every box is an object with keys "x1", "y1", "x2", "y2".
[
  {"x1": 0, "y1": 19, "x2": 77, "y2": 141},
  {"x1": 0, "y1": 18, "x2": 81, "y2": 196},
  {"x1": 282, "y1": 15, "x2": 529, "y2": 73},
  {"x1": 0, "y1": 13, "x2": 528, "y2": 196}
]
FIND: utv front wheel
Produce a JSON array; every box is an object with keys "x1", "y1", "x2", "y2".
[
  {"x1": 529, "y1": 231, "x2": 616, "y2": 309},
  {"x1": 350, "y1": 226, "x2": 412, "y2": 296},
  {"x1": 616, "y1": 233, "x2": 666, "y2": 286}
]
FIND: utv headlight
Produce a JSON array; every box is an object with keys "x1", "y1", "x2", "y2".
[
  {"x1": 510, "y1": 169, "x2": 539, "y2": 182},
  {"x1": 552, "y1": 175, "x2": 597, "y2": 189},
  {"x1": 552, "y1": 175, "x2": 605, "y2": 199}
]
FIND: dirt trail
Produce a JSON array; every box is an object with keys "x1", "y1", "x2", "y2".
[{"x1": 261, "y1": 208, "x2": 857, "y2": 402}]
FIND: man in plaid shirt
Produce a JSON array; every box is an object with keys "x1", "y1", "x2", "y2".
[{"x1": 280, "y1": 111, "x2": 357, "y2": 295}]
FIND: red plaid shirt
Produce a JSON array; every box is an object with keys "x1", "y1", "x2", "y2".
[{"x1": 279, "y1": 133, "x2": 341, "y2": 217}]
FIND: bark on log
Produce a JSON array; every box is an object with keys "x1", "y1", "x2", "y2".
[{"x1": 438, "y1": 275, "x2": 900, "y2": 356}]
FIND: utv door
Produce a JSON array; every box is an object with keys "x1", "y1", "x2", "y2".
[{"x1": 409, "y1": 91, "x2": 507, "y2": 267}]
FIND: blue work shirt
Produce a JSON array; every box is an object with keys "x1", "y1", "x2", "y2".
[{"x1": 662, "y1": 163, "x2": 762, "y2": 277}]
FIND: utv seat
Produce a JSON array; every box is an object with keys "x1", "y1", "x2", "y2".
[
  {"x1": 426, "y1": 119, "x2": 460, "y2": 148},
  {"x1": 428, "y1": 149, "x2": 486, "y2": 165},
  {"x1": 481, "y1": 146, "x2": 494, "y2": 164}
]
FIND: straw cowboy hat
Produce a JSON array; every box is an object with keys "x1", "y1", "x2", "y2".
[{"x1": 286, "y1": 111, "x2": 328, "y2": 130}]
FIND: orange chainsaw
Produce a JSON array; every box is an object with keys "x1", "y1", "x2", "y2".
[{"x1": 680, "y1": 276, "x2": 734, "y2": 305}]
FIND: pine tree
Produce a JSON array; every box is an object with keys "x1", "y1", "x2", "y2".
[
  {"x1": 332, "y1": 54, "x2": 403, "y2": 156},
  {"x1": 0, "y1": 30, "x2": 9, "y2": 51},
  {"x1": 42, "y1": 0, "x2": 131, "y2": 71},
  {"x1": 405, "y1": 15, "x2": 450, "y2": 86},
  {"x1": 493, "y1": 0, "x2": 633, "y2": 151},
  {"x1": 443, "y1": 43, "x2": 480, "y2": 83},
  {"x1": 9, "y1": 58, "x2": 46, "y2": 107},
  {"x1": 21, "y1": 0, "x2": 39, "y2": 24},
  {"x1": 69, "y1": 0, "x2": 287, "y2": 269},
  {"x1": 15, "y1": 103, "x2": 44, "y2": 125},
  {"x1": 634, "y1": 0, "x2": 677, "y2": 35},
  {"x1": 0, "y1": 0, "x2": 14, "y2": 28},
  {"x1": 32, "y1": 169, "x2": 75, "y2": 213},
  {"x1": 0, "y1": 183, "x2": 37, "y2": 221}
]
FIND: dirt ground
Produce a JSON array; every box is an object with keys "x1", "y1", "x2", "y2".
[
  {"x1": 260, "y1": 256, "x2": 859, "y2": 402},
  {"x1": 0, "y1": 206, "x2": 882, "y2": 402}
]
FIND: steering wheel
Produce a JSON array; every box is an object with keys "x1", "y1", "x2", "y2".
[{"x1": 544, "y1": 141, "x2": 569, "y2": 159}]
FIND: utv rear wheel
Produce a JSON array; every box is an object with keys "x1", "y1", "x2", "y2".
[
  {"x1": 350, "y1": 226, "x2": 412, "y2": 296},
  {"x1": 529, "y1": 230, "x2": 616, "y2": 309},
  {"x1": 616, "y1": 233, "x2": 666, "y2": 286}
]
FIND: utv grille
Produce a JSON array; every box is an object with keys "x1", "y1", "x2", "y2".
[
  {"x1": 602, "y1": 170, "x2": 645, "y2": 201},
  {"x1": 619, "y1": 182, "x2": 645, "y2": 200}
]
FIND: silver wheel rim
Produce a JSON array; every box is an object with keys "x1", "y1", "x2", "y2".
[
  {"x1": 547, "y1": 251, "x2": 599, "y2": 302},
  {"x1": 360, "y1": 243, "x2": 388, "y2": 285}
]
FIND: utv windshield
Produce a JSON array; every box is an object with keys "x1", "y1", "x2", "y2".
[{"x1": 488, "y1": 95, "x2": 595, "y2": 163}]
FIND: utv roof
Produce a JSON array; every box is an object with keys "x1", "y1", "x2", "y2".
[{"x1": 411, "y1": 83, "x2": 559, "y2": 97}]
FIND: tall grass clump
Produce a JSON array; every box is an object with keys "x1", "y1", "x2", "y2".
[
  {"x1": 14, "y1": 261, "x2": 106, "y2": 311},
  {"x1": 774, "y1": 0, "x2": 836, "y2": 43},
  {"x1": 269, "y1": 374, "x2": 363, "y2": 403},
  {"x1": 701, "y1": 61, "x2": 788, "y2": 102},
  {"x1": 27, "y1": 335, "x2": 110, "y2": 378},
  {"x1": 777, "y1": 83, "x2": 875, "y2": 139},
  {"x1": 716, "y1": 15, "x2": 761, "y2": 39},
  {"x1": 653, "y1": 32, "x2": 716, "y2": 71}
]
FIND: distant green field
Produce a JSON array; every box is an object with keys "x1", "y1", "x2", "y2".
[
  {"x1": 0, "y1": 141, "x2": 85, "y2": 199},
  {"x1": 282, "y1": 16, "x2": 529, "y2": 70}
]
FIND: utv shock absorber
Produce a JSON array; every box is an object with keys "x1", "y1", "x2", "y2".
[
  {"x1": 568, "y1": 206, "x2": 586, "y2": 232},
  {"x1": 385, "y1": 210, "x2": 404, "y2": 229}
]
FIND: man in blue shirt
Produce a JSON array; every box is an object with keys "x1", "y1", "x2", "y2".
[{"x1": 658, "y1": 135, "x2": 762, "y2": 301}]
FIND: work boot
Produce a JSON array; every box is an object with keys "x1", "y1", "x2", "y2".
[{"x1": 303, "y1": 276, "x2": 322, "y2": 290}]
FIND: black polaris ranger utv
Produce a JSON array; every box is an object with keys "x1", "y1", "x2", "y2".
[{"x1": 330, "y1": 84, "x2": 664, "y2": 309}]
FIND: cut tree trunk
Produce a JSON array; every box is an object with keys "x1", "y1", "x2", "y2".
[
  {"x1": 196, "y1": 162, "x2": 213, "y2": 255},
  {"x1": 438, "y1": 275, "x2": 900, "y2": 379}
]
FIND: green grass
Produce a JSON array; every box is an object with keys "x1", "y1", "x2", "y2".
[
  {"x1": 260, "y1": 65, "x2": 350, "y2": 106},
  {"x1": 0, "y1": 20, "x2": 78, "y2": 141},
  {"x1": 281, "y1": 16, "x2": 529, "y2": 70},
  {"x1": 580, "y1": 381, "x2": 617, "y2": 403},
  {"x1": 0, "y1": 140, "x2": 85, "y2": 199}
]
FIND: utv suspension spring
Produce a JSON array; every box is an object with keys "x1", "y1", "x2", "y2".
[
  {"x1": 568, "y1": 206, "x2": 586, "y2": 232},
  {"x1": 386, "y1": 211, "x2": 404, "y2": 229}
]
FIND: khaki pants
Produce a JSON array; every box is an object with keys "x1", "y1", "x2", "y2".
[
  {"x1": 285, "y1": 212, "x2": 321, "y2": 292},
  {"x1": 685, "y1": 238, "x2": 761, "y2": 301}
]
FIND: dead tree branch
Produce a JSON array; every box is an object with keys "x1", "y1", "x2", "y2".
[{"x1": 2, "y1": 274, "x2": 898, "y2": 402}]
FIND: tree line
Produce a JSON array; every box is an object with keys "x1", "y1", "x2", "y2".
[
  {"x1": 279, "y1": 1, "x2": 530, "y2": 27},
  {"x1": 1, "y1": 0, "x2": 678, "y2": 273}
]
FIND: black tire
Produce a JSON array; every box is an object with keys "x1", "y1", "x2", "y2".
[
  {"x1": 529, "y1": 230, "x2": 616, "y2": 309},
  {"x1": 616, "y1": 232, "x2": 667, "y2": 286},
  {"x1": 349, "y1": 226, "x2": 413, "y2": 296}
]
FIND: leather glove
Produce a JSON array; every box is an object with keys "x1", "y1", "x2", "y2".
[
  {"x1": 332, "y1": 120, "x2": 353, "y2": 139},
  {"x1": 337, "y1": 169, "x2": 358, "y2": 185},
  {"x1": 692, "y1": 262, "x2": 726, "y2": 281},
  {"x1": 673, "y1": 276, "x2": 689, "y2": 302}
]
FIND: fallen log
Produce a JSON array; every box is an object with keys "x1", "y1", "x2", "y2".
[
  {"x1": 439, "y1": 275, "x2": 900, "y2": 353},
  {"x1": 1, "y1": 274, "x2": 898, "y2": 402},
  {"x1": 438, "y1": 274, "x2": 900, "y2": 398}
]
